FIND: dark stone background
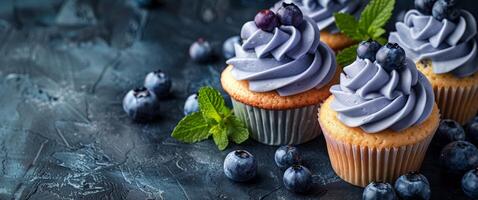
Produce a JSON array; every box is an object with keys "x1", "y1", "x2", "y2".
[{"x1": 0, "y1": 0, "x2": 475, "y2": 199}]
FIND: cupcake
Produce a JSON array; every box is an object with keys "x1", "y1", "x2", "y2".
[
  {"x1": 389, "y1": 1, "x2": 478, "y2": 124},
  {"x1": 318, "y1": 42, "x2": 440, "y2": 187},
  {"x1": 273, "y1": 0, "x2": 368, "y2": 51},
  {"x1": 222, "y1": 5, "x2": 338, "y2": 145}
]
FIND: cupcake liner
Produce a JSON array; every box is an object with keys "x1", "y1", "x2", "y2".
[
  {"x1": 231, "y1": 99, "x2": 321, "y2": 145},
  {"x1": 434, "y1": 84, "x2": 478, "y2": 124},
  {"x1": 321, "y1": 126, "x2": 435, "y2": 187}
]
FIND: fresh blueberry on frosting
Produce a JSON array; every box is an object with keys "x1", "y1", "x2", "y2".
[
  {"x1": 432, "y1": 0, "x2": 460, "y2": 22},
  {"x1": 357, "y1": 39, "x2": 382, "y2": 62},
  {"x1": 254, "y1": 10, "x2": 280, "y2": 32},
  {"x1": 276, "y1": 3, "x2": 303, "y2": 27},
  {"x1": 376, "y1": 43, "x2": 406, "y2": 72},
  {"x1": 226, "y1": 6, "x2": 336, "y2": 96},
  {"x1": 330, "y1": 42, "x2": 435, "y2": 133},
  {"x1": 389, "y1": 2, "x2": 478, "y2": 77},
  {"x1": 274, "y1": 0, "x2": 368, "y2": 33}
]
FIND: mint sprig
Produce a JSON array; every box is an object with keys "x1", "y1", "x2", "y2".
[
  {"x1": 171, "y1": 87, "x2": 249, "y2": 150},
  {"x1": 334, "y1": 0, "x2": 395, "y2": 66}
]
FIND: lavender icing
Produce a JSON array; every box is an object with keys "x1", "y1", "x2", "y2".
[
  {"x1": 330, "y1": 58, "x2": 435, "y2": 133},
  {"x1": 389, "y1": 10, "x2": 478, "y2": 77},
  {"x1": 226, "y1": 17, "x2": 336, "y2": 96},
  {"x1": 274, "y1": 0, "x2": 368, "y2": 33}
]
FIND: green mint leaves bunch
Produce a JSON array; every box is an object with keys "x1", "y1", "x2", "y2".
[
  {"x1": 334, "y1": 0, "x2": 395, "y2": 66},
  {"x1": 172, "y1": 87, "x2": 249, "y2": 150}
]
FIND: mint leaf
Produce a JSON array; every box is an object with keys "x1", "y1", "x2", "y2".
[
  {"x1": 171, "y1": 112, "x2": 211, "y2": 143},
  {"x1": 334, "y1": 13, "x2": 361, "y2": 40},
  {"x1": 210, "y1": 125, "x2": 228, "y2": 150},
  {"x1": 358, "y1": 0, "x2": 395, "y2": 38},
  {"x1": 172, "y1": 87, "x2": 249, "y2": 151},
  {"x1": 198, "y1": 87, "x2": 231, "y2": 122},
  {"x1": 337, "y1": 44, "x2": 358, "y2": 66},
  {"x1": 225, "y1": 115, "x2": 249, "y2": 144}
]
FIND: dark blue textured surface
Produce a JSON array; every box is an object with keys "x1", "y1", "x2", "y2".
[{"x1": 0, "y1": 0, "x2": 473, "y2": 199}]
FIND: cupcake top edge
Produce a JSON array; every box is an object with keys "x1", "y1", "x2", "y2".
[
  {"x1": 389, "y1": 1, "x2": 478, "y2": 78},
  {"x1": 226, "y1": 3, "x2": 337, "y2": 97},
  {"x1": 272, "y1": 0, "x2": 369, "y2": 33},
  {"x1": 330, "y1": 41, "x2": 435, "y2": 133}
]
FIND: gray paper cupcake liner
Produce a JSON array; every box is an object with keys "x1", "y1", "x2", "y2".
[{"x1": 231, "y1": 99, "x2": 321, "y2": 145}]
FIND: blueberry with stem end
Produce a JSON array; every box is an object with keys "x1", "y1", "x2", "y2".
[
  {"x1": 223, "y1": 150, "x2": 257, "y2": 182},
  {"x1": 434, "y1": 119, "x2": 466, "y2": 148},
  {"x1": 440, "y1": 141, "x2": 478, "y2": 173},
  {"x1": 276, "y1": 2, "x2": 303, "y2": 27},
  {"x1": 144, "y1": 69, "x2": 171, "y2": 98},
  {"x1": 363, "y1": 182, "x2": 398, "y2": 200},
  {"x1": 254, "y1": 9, "x2": 280, "y2": 32},
  {"x1": 189, "y1": 38, "x2": 213, "y2": 63},
  {"x1": 394, "y1": 172, "x2": 431, "y2": 200},
  {"x1": 274, "y1": 145, "x2": 302, "y2": 169},
  {"x1": 122, "y1": 87, "x2": 161, "y2": 122},
  {"x1": 432, "y1": 0, "x2": 460, "y2": 22},
  {"x1": 357, "y1": 39, "x2": 382, "y2": 62},
  {"x1": 283, "y1": 165, "x2": 312, "y2": 194},
  {"x1": 376, "y1": 43, "x2": 406, "y2": 72}
]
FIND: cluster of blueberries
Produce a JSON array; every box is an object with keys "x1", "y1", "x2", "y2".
[
  {"x1": 122, "y1": 31, "x2": 243, "y2": 120},
  {"x1": 362, "y1": 116, "x2": 478, "y2": 200},
  {"x1": 437, "y1": 117, "x2": 478, "y2": 199},
  {"x1": 122, "y1": 70, "x2": 171, "y2": 121},
  {"x1": 356, "y1": 39, "x2": 406, "y2": 72},
  {"x1": 415, "y1": 0, "x2": 461, "y2": 21},
  {"x1": 254, "y1": 3, "x2": 304, "y2": 32},
  {"x1": 121, "y1": 68, "x2": 202, "y2": 121},
  {"x1": 223, "y1": 146, "x2": 313, "y2": 194}
]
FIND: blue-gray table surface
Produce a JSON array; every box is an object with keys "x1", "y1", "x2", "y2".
[{"x1": 0, "y1": 0, "x2": 475, "y2": 199}]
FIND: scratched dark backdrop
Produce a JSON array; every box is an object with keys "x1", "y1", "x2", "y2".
[{"x1": 0, "y1": 0, "x2": 475, "y2": 199}]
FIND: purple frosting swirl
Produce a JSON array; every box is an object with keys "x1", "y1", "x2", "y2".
[
  {"x1": 389, "y1": 10, "x2": 478, "y2": 77},
  {"x1": 226, "y1": 17, "x2": 336, "y2": 96},
  {"x1": 273, "y1": 0, "x2": 368, "y2": 33},
  {"x1": 330, "y1": 58, "x2": 435, "y2": 133}
]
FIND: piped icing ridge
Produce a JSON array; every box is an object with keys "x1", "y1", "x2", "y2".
[
  {"x1": 226, "y1": 17, "x2": 336, "y2": 96},
  {"x1": 274, "y1": 0, "x2": 367, "y2": 33},
  {"x1": 389, "y1": 9, "x2": 478, "y2": 77},
  {"x1": 330, "y1": 58, "x2": 435, "y2": 133}
]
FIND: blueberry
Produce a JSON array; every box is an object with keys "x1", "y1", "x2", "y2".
[
  {"x1": 254, "y1": 9, "x2": 280, "y2": 32},
  {"x1": 223, "y1": 150, "x2": 257, "y2": 182},
  {"x1": 415, "y1": 0, "x2": 437, "y2": 15},
  {"x1": 466, "y1": 116, "x2": 478, "y2": 145},
  {"x1": 276, "y1": 3, "x2": 303, "y2": 27},
  {"x1": 144, "y1": 70, "x2": 171, "y2": 98},
  {"x1": 283, "y1": 165, "x2": 312, "y2": 193},
  {"x1": 432, "y1": 0, "x2": 460, "y2": 22},
  {"x1": 222, "y1": 36, "x2": 240, "y2": 59},
  {"x1": 376, "y1": 43, "x2": 406, "y2": 72},
  {"x1": 189, "y1": 38, "x2": 213, "y2": 63},
  {"x1": 434, "y1": 119, "x2": 466, "y2": 148},
  {"x1": 462, "y1": 168, "x2": 478, "y2": 199},
  {"x1": 440, "y1": 141, "x2": 478, "y2": 173},
  {"x1": 357, "y1": 39, "x2": 382, "y2": 62},
  {"x1": 274, "y1": 145, "x2": 302, "y2": 169},
  {"x1": 183, "y1": 93, "x2": 199, "y2": 115},
  {"x1": 363, "y1": 182, "x2": 397, "y2": 200},
  {"x1": 122, "y1": 87, "x2": 161, "y2": 121},
  {"x1": 394, "y1": 172, "x2": 431, "y2": 200}
]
